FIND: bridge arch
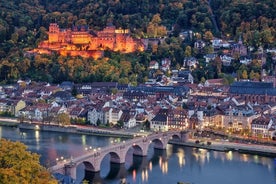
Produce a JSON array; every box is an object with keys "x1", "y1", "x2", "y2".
[
  {"x1": 50, "y1": 131, "x2": 187, "y2": 180},
  {"x1": 131, "y1": 143, "x2": 147, "y2": 156},
  {"x1": 171, "y1": 134, "x2": 181, "y2": 140},
  {"x1": 151, "y1": 138, "x2": 165, "y2": 149},
  {"x1": 109, "y1": 151, "x2": 121, "y2": 163},
  {"x1": 83, "y1": 161, "x2": 94, "y2": 172}
]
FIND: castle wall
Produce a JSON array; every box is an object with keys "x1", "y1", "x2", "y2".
[{"x1": 35, "y1": 23, "x2": 145, "y2": 59}]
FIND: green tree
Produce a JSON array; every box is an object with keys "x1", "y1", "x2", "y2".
[
  {"x1": 242, "y1": 70, "x2": 248, "y2": 79},
  {"x1": 184, "y1": 46, "x2": 192, "y2": 57},
  {"x1": 56, "y1": 113, "x2": 70, "y2": 125},
  {"x1": 203, "y1": 31, "x2": 214, "y2": 43},
  {"x1": 200, "y1": 77, "x2": 206, "y2": 84},
  {"x1": 96, "y1": 119, "x2": 101, "y2": 126},
  {"x1": 117, "y1": 120, "x2": 124, "y2": 128},
  {"x1": 0, "y1": 139, "x2": 57, "y2": 184},
  {"x1": 213, "y1": 56, "x2": 222, "y2": 74}
]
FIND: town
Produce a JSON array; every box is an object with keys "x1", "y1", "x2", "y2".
[
  {"x1": 3, "y1": 20, "x2": 276, "y2": 143},
  {"x1": 1, "y1": 66, "x2": 276, "y2": 142}
]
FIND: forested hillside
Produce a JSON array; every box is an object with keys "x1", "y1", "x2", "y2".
[{"x1": 0, "y1": 0, "x2": 275, "y2": 84}]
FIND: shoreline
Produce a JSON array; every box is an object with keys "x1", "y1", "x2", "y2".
[
  {"x1": 169, "y1": 139, "x2": 276, "y2": 158},
  {"x1": 17, "y1": 122, "x2": 135, "y2": 138},
  {"x1": 1, "y1": 118, "x2": 276, "y2": 158},
  {"x1": 0, "y1": 118, "x2": 134, "y2": 138},
  {"x1": 0, "y1": 118, "x2": 19, "y2": 127}
]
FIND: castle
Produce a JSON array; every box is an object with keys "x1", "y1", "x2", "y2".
[{"x1": 33, "y1": 23, "x2": 146, "y2": 59}]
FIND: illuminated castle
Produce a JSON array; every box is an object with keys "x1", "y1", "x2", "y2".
[{"x1": 34, "y1": 23, "x2": 146, "y2": 59}]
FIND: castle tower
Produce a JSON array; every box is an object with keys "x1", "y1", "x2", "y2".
[{"x1": 48, "y1": 23, "x2": 60, "y2": 43}]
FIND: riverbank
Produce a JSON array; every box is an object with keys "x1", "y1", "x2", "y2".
[
  {"x1": 17, "y1": 122, "x2": 135, "y2": 138},
  {"x1": 169, "y1": 139, "x2": 276, "y2": 157},
  {"x1": 0, "y1": 117, "x2": 137, "y2": 138},
  {"x1": 0, "y1": 121, "x2": 18, "y2": 127},
  {"x1": 0, "y1": 118, "x2": 19, "y2": 127}
]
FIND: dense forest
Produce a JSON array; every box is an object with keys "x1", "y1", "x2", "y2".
[{"x1": 0, "y1": 0, "x2": 275, "y2": 84}]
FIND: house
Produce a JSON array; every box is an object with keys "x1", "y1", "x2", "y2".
[
  {"x1": 204, "y1": 53, "x2": 217, "y2": 63},
  {"x1": 161, "y1": 58, "x2": 171, "y2": 72},
  {"x1": 251, "y1": 116, "x2": 276, "y2": 139},
  {"x1": 49, "y1": 106, "x2": 67, "y2": 117},
  {"x1": 194, "y1": 40, "x2": 206, "y2": 49},
  {"x1": 239, "y1": 56, "x2": 252, "y2": 65},
  {"x1": 173, "y1": 70, "x2": 194, "y2": 84},
  {"x1": 108, "y1": 108, "x2": 123, "y2": 125},
  {"x1": 0, "y1": 99, "x2": 26, "y2": 117},
  {"x1": 68, "y1": 107, "x2": 84, "y2": 119},
  {"x1": 266, "y1": 48, "x2": 276, "y2": 54},
  {"x1": 33, "y1": 104, "x2": 51, "y2": 121},
  {"x1": 168, "y1": 108, "x2": 188, "y2": 130},
  {"x1": 220, "y1": 104, "x2": 257, "y2": 131},
  {"x1": 51, "y1": 91, "x2": 74, "y2": 102},
  {"x1": 87, "y1": 107, "x2": 104, "y2": 125},
  {"x1": 220, "y1": 55, "x2": 233, "y2": 66},
  {"x1": 119, "y1": 110, "x2": 136, "y2": 129},
  {"x1": 150, "y1": 108, "x2": 169, "y2": 132},
  {"x1": 231, "y1": 36, "x2": 247, "y2": 57},
  {"x1": 102, "y1": 107, "x2": 111, "y2": 124},
  {"x1": 123, "y1": 90, "x2": 147, "y2": 101},
  {"x1": 39, "y1": 84, "x2": 60, "y2": 97},
  {"x1": 211, "y1": 38, "x2": 230, "y2": 48},
  {"x1": 59, "y1": 81, "x2": 74, "y2": 91},
  {"x1": 149, "y1": 60, "x2": 159, "y2": 70},
  {"x1": 212, "y1": 38, "x2": 223, "y2": 48},
  {"x1": 179, "y1": 31, "x2": 193, "y2": 40},
  {"x1": 204, "y1": 79, "x2": 224, "y2": 87},
  {"x1": 183, "y1": 57, "x2": 198, "y2": 69},
  {"x1": 14, "y1": 99, "x2": 26, "y2": 116}
]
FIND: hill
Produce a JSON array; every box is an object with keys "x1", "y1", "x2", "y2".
[{"x1": 0, "y1": 0, "x2": 275, "y2": 84}]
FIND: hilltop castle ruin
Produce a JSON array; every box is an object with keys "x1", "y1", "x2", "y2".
[{"x1": 32, "y1": 23, "x2": 146, "y2": 59}]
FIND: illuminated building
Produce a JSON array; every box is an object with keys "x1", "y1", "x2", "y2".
[{"x1": 33, "y1": 23, "x2": 146, "y2": 59}]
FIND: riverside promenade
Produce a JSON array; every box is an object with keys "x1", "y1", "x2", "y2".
[
  {"x1": 170, "y1": 138, "x2": 276, "y2": 157},
  {"x1": 0, "y1": 117, "x2": 139, "y2": 138}
]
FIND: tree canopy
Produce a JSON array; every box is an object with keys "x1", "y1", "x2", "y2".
[
  {"x1": 0, "y1": 0, "x2": 275, "y2": 84},
  {"x1": 0, "y1": 138, "x2": 57, "y2": 184}
]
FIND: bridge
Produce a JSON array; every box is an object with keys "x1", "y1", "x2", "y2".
[{"x1": 49, "y1": 131, "x2": 188, "y2": 180}]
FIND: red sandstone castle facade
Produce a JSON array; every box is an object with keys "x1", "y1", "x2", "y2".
[{"x1": 33, "y1": 23, "x2": 146, "y2": 59}]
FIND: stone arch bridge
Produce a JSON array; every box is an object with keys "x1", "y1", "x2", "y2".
[{"x1": 49, "y1": 131, "x2": 188, "y2": 180}]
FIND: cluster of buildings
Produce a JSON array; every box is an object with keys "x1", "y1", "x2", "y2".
[
  {"x1": 30, "y1": 23, "x2": 146, "y2": 59},
  {"x1": 1, "y1": 76, "x2": 276, "y2": 139},
  {"x1": 11, "y1": 23, "x2": 276, "y2": 140}
]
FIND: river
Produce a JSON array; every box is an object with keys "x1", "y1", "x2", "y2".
[{"x1": 0, "y1": 126, "x2": 276, "y2": 184}]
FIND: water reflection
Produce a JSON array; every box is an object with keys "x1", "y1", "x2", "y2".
[
  {"x1": 192, "y1": 148, "x2": 209, "y2": 165},
  {"x1": 81, "y1": 135, "x2": 86, "y2": 145},
  {"x1": 75, "y1": 142, "x2": 276, "y2": 184},
  {"x1": 0, "y1": 126, "x2": 275, "y2": 184},
  {"x1": 176, "y1": 148, "x2": 185, "y2": 167},
  {"x1": 226, "y1": 150, "x2": 233, "y2": 161}
]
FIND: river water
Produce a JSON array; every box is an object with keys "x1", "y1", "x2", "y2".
[{"x1": 1, "y1": 126, "x2": 276, "y2": 184}]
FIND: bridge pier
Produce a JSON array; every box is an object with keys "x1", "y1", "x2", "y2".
[
  {"x1": 64, "y1": 162, "x2": 77, "y2": 180},
  {"x1": 83, "y1": 170, "x2": 103, "y2": 183},
  {"x1": 106, "y1": 163, "x2": 128, "y2": 179},
  {"x1": 180, "y1": 131, "x2": 189, "y2": 142}
]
